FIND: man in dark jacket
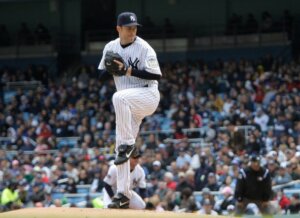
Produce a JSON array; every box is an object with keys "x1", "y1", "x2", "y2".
[
  {"x1": 194, "y1": 152, "x2": 213, "y2": 191},
  {"x1": 234, "y1": 154, "x2": 273, "y2": 215}
]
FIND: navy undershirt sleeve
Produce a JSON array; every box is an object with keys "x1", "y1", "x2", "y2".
[{"x1": 131, "y1": 69, "x2": 161, "y2": 80}]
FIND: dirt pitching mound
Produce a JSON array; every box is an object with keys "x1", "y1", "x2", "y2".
[{"x1": 0, "y1": 207, "x2": 228, "y2": 218}]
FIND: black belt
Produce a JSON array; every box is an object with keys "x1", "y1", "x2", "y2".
[{"x1": 143, "y1": 84, "x2": 149, "y2": 87}]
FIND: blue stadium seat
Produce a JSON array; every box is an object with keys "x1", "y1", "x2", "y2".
[{"x1": 51, "y1": 192, "x2": 64, "y2": 200}]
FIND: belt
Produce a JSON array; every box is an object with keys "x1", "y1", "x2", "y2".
[{"x1": 143, "y1": 84, "x2": 157, "y2": 88}]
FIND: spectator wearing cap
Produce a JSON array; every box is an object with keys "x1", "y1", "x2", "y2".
[
  {"x1": 205, "y1": 172, "x2": 220, "y2": 191},
  {"x1": 150, "y1": 160, "x2": 165, "y2": 181},
  {"x1": 43, "y1": 192, "x2": 54, "y2": 207},
  {"x1": 235, "y1": 154, "x2": 273, "y2": 215},
  {"x1": 273, "y1": 163, "x2": 292, "y2": 185},
  {"x1": 197, "y1": 198, "x2": 218, "y2": 215},
  {"x1": 267, "y1": 159, "x2": 278, "y2": 179},
  {"x1": 246, "y1": 129, "x2": 264, "y2": 154},
  {"x1": 29, "y1": 182, "x2": 45, "y2": 206},
  {"x1": 18, "y1": 179, "x2": 30, "y2": 207},
  {"x1": 147, "y1": 174, "x2": 159, "y2": 198},
  {"x1": 176, "y1": 172, "x2": 194, "y2": 192},
  {"x1": 200, "y1": 187, "x2": 215, "y2": 208},
  {"x1": 194, "y1": 152, "x2": 213, "y2": 191}
]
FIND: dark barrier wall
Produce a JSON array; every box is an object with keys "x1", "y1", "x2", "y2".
[
  {"x1": 0, "y1": 0, "x2": 81, "y2": 45},
  {"x1": 116, "y1": 0, "x2": 300, "y2": 31},
  {"x1": 1, "y1": 0, "x2": 299, "y2": 40}
]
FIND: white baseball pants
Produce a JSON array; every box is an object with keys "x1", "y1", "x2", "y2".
[{"x1": 112, "y1": 85, "x2": 159, "y2": 198}]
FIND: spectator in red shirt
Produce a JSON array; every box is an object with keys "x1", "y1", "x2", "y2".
[{"x1": 164, "y1": 172, "x2": 176, "y2": 191}]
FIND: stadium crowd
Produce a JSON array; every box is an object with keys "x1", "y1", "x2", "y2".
[{"x1": 0, "y1": 54, "x2": 300, "y2": 215}]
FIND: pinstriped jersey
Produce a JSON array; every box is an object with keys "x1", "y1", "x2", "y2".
[
  {"x1": 103, "y1": 164, "x2": 146, "y2": 193},
  {"x1": 98, "y1": 36, "x2": 161, "y2": 91}
]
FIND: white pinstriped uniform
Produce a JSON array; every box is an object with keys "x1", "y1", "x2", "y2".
[
  {"x1": 98, "y1": 36, "x2": 161, "y2": 199},
  {"x1": 102, "y1": 164, "x2": 146, "y2": 209}
]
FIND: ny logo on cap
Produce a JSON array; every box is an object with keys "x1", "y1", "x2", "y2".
[{"x1": 130, "y1": 15, "x2": 135, "y2": 21}]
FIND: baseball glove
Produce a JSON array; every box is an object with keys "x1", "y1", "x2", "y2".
[{"x1": 104, "y1": 51, "x2": 128, "y2": 76}]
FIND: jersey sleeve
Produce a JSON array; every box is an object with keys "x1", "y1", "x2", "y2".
[
  {"x1": 103, "y1": 165, "x2": 117, "y2": 186},
  {"x1": 144, "y1": 47, "x2": 161, "y2": 76},
  {"x1": 137, "y1": 165, "x2": 147, "y2": 189},
  {"x1": 98, "y1": 45, "x2": 109, "y2": 70}
]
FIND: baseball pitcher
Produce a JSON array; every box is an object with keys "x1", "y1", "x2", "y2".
[{"x1": 98, "y1": 11, "x2": 161, "y2": 208}]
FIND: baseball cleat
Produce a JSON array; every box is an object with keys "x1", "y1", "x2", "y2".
[
  {"x1": 114, "y1": 144, "x2": 135, "y2": 165},
  {"x1": 108, "y1": 193, "x2": 130, "y2": 209}
]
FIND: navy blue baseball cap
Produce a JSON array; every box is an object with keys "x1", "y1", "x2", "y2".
[{"x1": 117, "y1": 12, "x2": 141, "y2": 27}]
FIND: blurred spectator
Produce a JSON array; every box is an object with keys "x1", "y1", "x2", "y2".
[
  {"x1": 0, "y1": 180, "x2": 22, "y2": 211},
  {"x1": 276, "y1": 189, "x2": 291, "y2": 213},
  {"x1": 178, "y1": 187, "x2": 197, "y2": 212},
  {"x1": 150, "y1": 160, "x2": 165, "y2": 181},
  {"x1": 217, "y1": 186, "x2": 235, "y2": 215},
  {"x1": 226, "y1": 121, "x2": 246, "y2": 154},
  {"x1": 226, "y1": 13, "x2": 242, "y2": 35},
  {"x1": 200, "y1": 187, "x2": 216, "y2": 207},
  {"x1": 147, "y1": 174, "x2": 159, "y2": 198},
  {"x1": 254, "y1": 107, "x2": 269, "y2": 133},
  {"x1": 261, "y1": 11, "x2": 273, "y2": 33},
  {"x1": 43, "y1": 192, "x2": 53, "y2": 207},
  {"x1": 194, "y1": 152, "x2": 213, "y2": 191},
  {"x1": 164, "y1": 172, "x2": 176, "y2": 191},
  {"x1": 280, "y1": 10, "x2": 294, "y2": 39},
  {"x1": 145, "y1": 133, "x2": 158, "y2": 150},
  {"x1": 34, "y1": 23, "x2": 51, "y2": 44},
  {"x1": 77, "y1": 169, "x2": 91, "y2": 185},
  {"x1": 163, "y1": 18, "x2": 174, "y2": 37},
  {"x1": 273, "y1": 164, "x2": 292, "y2": 185},
  {"x1": 287, "y1": 193, "x2": 300, "y2": 214},
  {"x1": 205, "y1": 172, "x2": 220, "y2": 191},
  {"x1": 64, "y1": 177, "x2": 77, "y2": 193},
  {"x1": 17, "y1": 22, "x2": 34, "y2": 45},
  {"x1": 30, "y1": 183, "x2": 45, "y2": 205},
  {"x1": 176, "y1": 172, "x2": 194, "y2": 192},
  {"x1": 175, "y1": 147, "x2": 191, "y2": 170},
  {"x1": 90, "y1": 169, "x2": 105, "y2": 193},
  {"x1": 244, "y1": 13, "x2": 258, "y2": 34},
  {"x1": 197, "y1": 198, "x2": 218, "y2": 215}
]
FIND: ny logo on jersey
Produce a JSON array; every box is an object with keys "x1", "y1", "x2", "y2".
[
  {"x1": 130, "y1": 16, "x2": 135, "y2": 21},
  {"x1": 128, "y1": 57, "x2": 139, "y2": 69}
]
